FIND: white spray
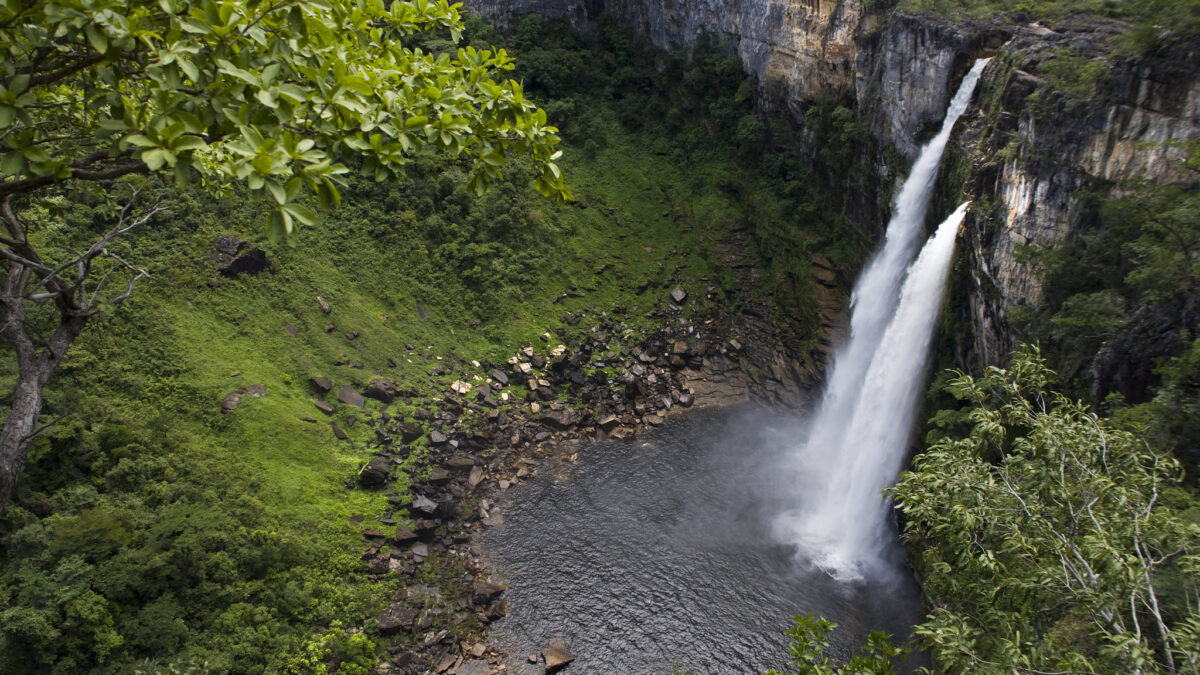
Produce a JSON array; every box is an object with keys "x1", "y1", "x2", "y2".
[{"x1": 775, "y1": 59, "x2": 990, "y2": 580}]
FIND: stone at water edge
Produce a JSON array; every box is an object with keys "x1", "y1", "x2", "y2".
[
  {"x1": 541, "y1": 647, "x2": 575, "y2": 672},
  {"x1": 456, "y1": 661, "x2": 490, "y2": 675},
  {"x1": 471, "y1": 580, "x2": 506, "y2": 605},
  {"x1": 547, "y1": 637, "x2": 570, "y2": 652}
]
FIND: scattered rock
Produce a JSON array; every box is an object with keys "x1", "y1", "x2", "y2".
[
  {"x1": 412, "y1": 494, "x2": 438, "y2": 516},
  {"x1": 538, "y1": 410, "x2": 576, "y2": 431},
  {"x1": 221, "y1": 390, "x2": 242, "y2": 412},
  {"x1": 400, "y1": 422, "x2": 423, "y2": 443},
  {"x1": 468, "y1": 466, "x2": 484, "y2": 488},
  {"x1": 491, "y1": 369, "x2": 509, "y2": 386},
  {"x1": 359, "y1": 457, "x2": 391, "y2": 488},
  {"x1": 471, "y1": 580, "x2": 506, "y2": 606},
  {"x1": 365, "y1": 378, "x2": 397, "y2": 403},
  {"x1": 317, "y1": 295, "x2": 331, "y2": 314},
  {"x1": 541, "y1": 647, "x2": 575, "y2": 673},
  {"x1": 377, "y1": 603, "x2": 418, "y2": 634},
  {"x1": 456, "y1": 661, "x2": 490, "y2": 675},
  {"x1": 245, "y1": 384, "x2": 266, "y2": 397},
  {"x1": 596, "y1": 414, "x2": 619, "y2": 431},
  {"x1": 330, "y1": 421, "x2": 348, "y2": 440},
  {"x1": 210, "y1": 235, "x2": 271, "y2": 277},
  {"x1": 394, "y1": 524, "x2": 419, "y2": 543},
  {"x1": 311, "y1": 376, "x2": 334, "y2": 392},
  {"x1": 337, "y1": 385, "x2": 366, "y2": 408},
  {"x1": 446, "y1": 455, "x2": 475, "y2": 471},
  {"x1": 428, "y1": 430, "x2": 448, "y2": 445},
  {"x1": 314, "y1": 400, "x2": 334, "y2": 415},
  {"x1": 670, "y1": 287, "x2": 687, "y2": 304}
]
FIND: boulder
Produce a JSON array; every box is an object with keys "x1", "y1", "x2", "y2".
[
  {"x1": 596, "y1": 414, "x2": 620, "y2": 431},
  {"x1": 538, "y1": 410, "x2": 576, "y2": 431},
  {"x1": 364, "y1": 378, "x2": 397, "y2": 403},
  {"x1": 358, "y1": 457, "x2": 391, "y2": 488},
  {"x1": 542, "y1": 647, "x2": 575, "y2": 672},
  {"x1": 491, "y1": 369, "x2": 509, "y2": 386},
  {"x1": 310, "y1": 376, "x2": 333, "y2": 392},
  {"x1": 210, "y1": 235, "x2": 271, "y2": 277},
  {"x1": 337, "y1": 385, "x2": 366, "y2": 408},
  {"x1": 221, "y1": 390, "x2": 242, "y2": 412},
  {"x1": 471, "y1": 580, "x2": 506, "y2": 605},
  {"x1": 376, "y1": 603, "x2": 418, "y2": 634},
  {"x1": 400, "y1": 422, "x2": 423, "y2": 443}
]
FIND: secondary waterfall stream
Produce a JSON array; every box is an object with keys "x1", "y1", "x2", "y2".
[
  {"x1": 772, "y1": 58, "x2": 989, "y2": 580},
  {"x1": 481, "y1": 59, "x2": 990, "y2": 672}
]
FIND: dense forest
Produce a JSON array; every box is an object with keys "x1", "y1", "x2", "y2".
[{"x1": 2, "y1": 0, "x2": 1199, "y2": 674}]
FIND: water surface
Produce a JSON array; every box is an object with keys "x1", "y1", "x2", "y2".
[{"x1": 482, "y1": 406, "x2": 923, "y2": 674}]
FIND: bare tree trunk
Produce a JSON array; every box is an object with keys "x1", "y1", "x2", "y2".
[{"x1": 0, "y1": 262, "x2": 89, "y2": 511}]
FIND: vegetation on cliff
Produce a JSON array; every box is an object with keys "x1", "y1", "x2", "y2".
[{"x1": 0, "y1": 10, "x2": 842, "y2": 673}]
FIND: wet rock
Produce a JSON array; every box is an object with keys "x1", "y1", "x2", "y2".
[
  {"x1": 471, "y1": 580, "x2": 506, "y2": 605},
  {"x1": 456, "y1": 661, "x2": 490, "y2": 675},
  {"x1": 547, "y1": 638, "x2": 571, "y2": 652},
  {"x1": 542, "y1": 647, "x2": 575, "y2": 672},
  {"x1": 377, "y1": 603, "x2": 418, "y2": 634},
  {"x1": 365, "y1": 378, "x2": 397, "y2": 403},
  {"x1": 596, "y1": 414, "x2": 620, "y2": 431},
  {"x1": 338, "y1": 385, "x2": 366, "y2": 408},
  {"x1": 311, "y1": 376, "x2": 333, "y2": 392},
  {"x1": 359, "y1": 457, "x2": 391, "y2": 488},
  {"x1": 678, "y1": 392, "x2": 694, "y2": 408}
]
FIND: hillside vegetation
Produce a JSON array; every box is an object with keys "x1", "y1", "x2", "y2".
[{"x1": 0, "y1": 13, "x2": 848, "y2": 673}]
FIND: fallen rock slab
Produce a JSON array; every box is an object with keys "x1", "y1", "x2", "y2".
[{"x1": 376, "y1": 603, "x2": 417, "y2": 635}]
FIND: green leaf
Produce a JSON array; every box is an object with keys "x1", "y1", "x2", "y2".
[{"x1": 85, "y1": 24, "x2": 108, "y2": 54}]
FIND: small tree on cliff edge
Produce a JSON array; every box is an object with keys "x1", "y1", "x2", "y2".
[{"x1": 0, "y1": 0, "x2": 570, "y2": 510}]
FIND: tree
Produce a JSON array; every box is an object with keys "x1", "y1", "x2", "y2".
[
  {"x1": 764, "y1": 614, "x2": 908, "y2": 675},
  {"x1": 0, "y1": 0, "x2": 570, "y2": 509},
  {"x1": 891, "y1": 347, "x2": 1200, "y2": 674}
]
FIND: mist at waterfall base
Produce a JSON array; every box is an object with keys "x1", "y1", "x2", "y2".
[
  {"x1": 482, "y1": 407, "x2": 924, "y2": 674},
  {"x1": 772, "y1": 58, "x2": 990, "y2": 581}
]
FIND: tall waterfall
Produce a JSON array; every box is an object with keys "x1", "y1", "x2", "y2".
[{"x1": 775, "y1": 59, "x2": 990, "y2": 580}]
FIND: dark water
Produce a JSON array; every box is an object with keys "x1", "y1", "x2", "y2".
[{"x1": 481, "y1": 406, "x2": 924, "y2": 674}]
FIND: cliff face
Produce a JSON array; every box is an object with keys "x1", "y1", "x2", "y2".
[{"x1": 462, "y1": 0, "x2": 1200, "y2": 369}]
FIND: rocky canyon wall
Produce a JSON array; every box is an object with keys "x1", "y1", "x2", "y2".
[{"x1": 462, "y1": 0, "x2": 1200, "y2": 369}]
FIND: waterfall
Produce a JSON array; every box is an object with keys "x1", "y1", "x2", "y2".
[{"x1": 775, "y1": 58, "x2": 990, "y2": 580}]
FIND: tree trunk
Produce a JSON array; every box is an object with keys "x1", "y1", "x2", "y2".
[{"x1": 0, "y1": 263, "x2": 89, "y2": 512}]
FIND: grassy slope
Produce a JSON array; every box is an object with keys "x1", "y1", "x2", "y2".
[{"x1": 0, "y1": 35, "x2": 826, "y2": 670}]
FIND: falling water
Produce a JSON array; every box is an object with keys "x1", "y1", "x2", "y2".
[{"x1": 775, "y1": 58, "x2": 991, "y2": 580}]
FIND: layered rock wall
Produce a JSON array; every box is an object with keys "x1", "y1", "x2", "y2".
[{"x1": 462, "y1": 0, "x2": 1200, "y2": 368}]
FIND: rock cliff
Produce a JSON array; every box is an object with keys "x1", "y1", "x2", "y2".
[{"x1": 462, "y1": 0, "x2": 1200, "y2": 370}]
